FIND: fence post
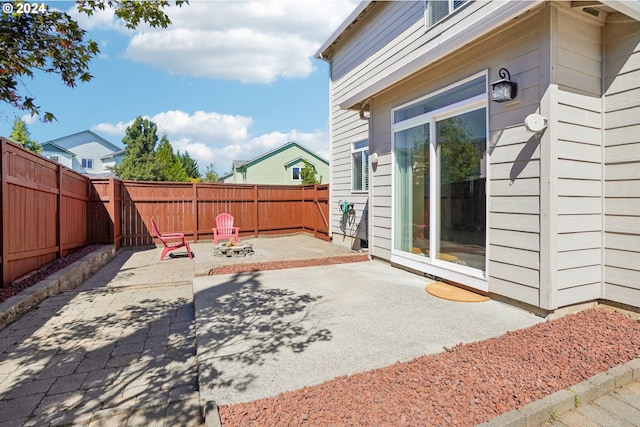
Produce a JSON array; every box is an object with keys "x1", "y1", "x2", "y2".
[
  {"x1": 56, "y1": 164, "x2": 63, "y2": 259},
  {"x1": 254, "y1": 185, "x2": 259, "y2": 237},
  {"x1": 107, "y1": 178, "x2": 116, "y2": 246},
  {"x1": 193, "y1": 182, "x2": 198, "y2": 242},
  {"x1": 302, "y1": 184, "x2": 307, "y2": 235},
  {"x1": 1, "y1": 139, "x2": 6, "y2": 287},
  {"x1": 114, "y1": 180, "x2": 122, "y2": 249}
]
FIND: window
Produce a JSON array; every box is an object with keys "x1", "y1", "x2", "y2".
[
  {"x1": 352, "y1": 140, "x2": 369, "y2": 192},
  {"x1": 291, "y1": 166, "x2": 302, "y2": 181},
  {"x1": 82, "y1": 158, "x2": 93, "y2": 169},
  {"x1": 393, "y1": 74, "x2": 487, "y2": 273},
  {"x1": 425, "y1": 0, "x2": 467, "y2": 27},
  {"x1": 49, "y1": 155, "x2": 59, "y2": 162}
]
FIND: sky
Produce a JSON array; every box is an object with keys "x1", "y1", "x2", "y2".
[{"x1": 0, "y1": 0, "x2": 361, "y2": 175}]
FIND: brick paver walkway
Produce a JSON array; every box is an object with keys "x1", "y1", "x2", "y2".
[
  {"x1": 548, "y1": 380, "x2": 640, "y2": 426},
  {"x1": 0, "y1": 248, "x2": 203, "y2": 427}
]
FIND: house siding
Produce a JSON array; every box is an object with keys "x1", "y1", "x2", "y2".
[
  {"x1": 603, "y1": 16, "x2": 640, "y2": 305},
  {"x1": 43, "y1": 131, "x2": 122, "y2": 175},
  {"x1": 41, "y1": 148, "x2": 73, "y2": 170},
  {"x1": 227, "y1": 144, "x2": 329, "y2": 186},
  {"x1": 69, "y1": 141, "x2": 113, "y2": 174},
  {"x1": 324, "y1": 0, "x2": 640, "y2": 312},
  {"x1": 360, "y1": 4, "x2": 546, "y2": 301},
  {"x1": 329, "y1": 0, "x2": 513, "y2": 251},
  {"x1": 552, "y1": 7, "x2": 604, "y2": 308}
]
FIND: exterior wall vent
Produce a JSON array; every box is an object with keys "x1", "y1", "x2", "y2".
[{"x1": 582, "y1": 7, "x2": 600, "y2": 17}]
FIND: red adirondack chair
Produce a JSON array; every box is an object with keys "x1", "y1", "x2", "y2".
[
  {"x1": 150, "y1": 218, "x2": 193, "y2": 260},
  {"x1": 212, "y1": 213, "x2": 240, "y2": 245}
]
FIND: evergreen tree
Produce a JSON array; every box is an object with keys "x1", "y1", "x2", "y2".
[
  {"x1": 202, "y1": 163, "x2": 219, "y2": 183},
  {"x1": 301, "y1": 159, "x2": 321, "y2": 185},
  {"x1": 177, "y1": 150, "x2": 201, "y2": 179},
  {"x1": 113, "y1": 116, "x2": 159, "y2": 181},
  {"x1": 9, "y1": 117, "x2": 42, "y2": 153},
  {"x1": 156, "y1": 135, "x2": 189, "y2": 182}
]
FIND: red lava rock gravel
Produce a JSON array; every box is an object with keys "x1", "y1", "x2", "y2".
[
  {"x1": 0, "y1": 245, "x2": 100, "y2": 304},
  {"x1": 208, "y1": 253, "x2": 370, "y2": 276},
  {"x1": 219, "y1": 308, "x2": 640, "y2": 426}
]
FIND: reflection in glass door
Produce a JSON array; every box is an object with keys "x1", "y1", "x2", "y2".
[
  {"x1": 435, "y1": 108, "x2": 486, "y2": 270},
  {"x1": 393, "y1": 124, "x2": 429, "y2": 255}
]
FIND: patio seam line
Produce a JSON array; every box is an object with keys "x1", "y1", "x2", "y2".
[{"x1": 0, "y1": 245, "x2": 118, "y2": 331}]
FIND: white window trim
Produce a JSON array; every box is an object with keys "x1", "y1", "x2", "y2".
[
  {"x1": 390, "y1": 71, "x2": 489, "y2": 288},
  {"x1": 351, "y1": 139, "x2": 369, "y2": 193},
  {"x1": 82, "y1": 158, "x2": 94, "y2": 169},
  {"x1": 291, "y1": 166, "x2": 302, "y2": 181},
  {"x1": 424, "y1": 0, "x2": 469, "y2": 28}
]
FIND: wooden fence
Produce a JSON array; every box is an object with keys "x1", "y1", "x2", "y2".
[
  {"x1": 2, "y1": 139, "x2": 330, "y2": 287},
  {"x1": 90, "y1": 180, "x2": 330, "y2": 246},
  {"x1": 1, "y1": 138, "x2": 91, "y2": 286}
]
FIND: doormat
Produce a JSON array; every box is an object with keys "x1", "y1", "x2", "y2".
[{"x1": 425, "y1": 281, "x2": 490, "y2": 303}]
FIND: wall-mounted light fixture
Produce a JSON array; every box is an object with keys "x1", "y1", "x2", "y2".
[
  {"x1": 370, "y1": 152, "x2": 379, "y2": 165},
  {"x1": 491, "y1": 68, "x2": 517, "y2": 103}
]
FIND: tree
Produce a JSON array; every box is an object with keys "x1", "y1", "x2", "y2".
[
  {"x1": 113, "y1": 116, "x2": 159, "y2": 181},
  {"x1": 1, "y1": 1, "x2": 185, "y2": 121},
  {"x1": 437, "y1": 116, "x2": 482, "y2": 184},
  {"x1": 177, "y1": 150, "x2": 201, "y2": 179},
  {"x1": 156, "y1": 135, "x2": 188, "y2": 182},
  {"x1": 9, "y1": 116, "x2": 41, "y2": 153},
  {"x1": 300, "y1": 159, "x2": 321, "y2": 185},
  {"x1": 202, "y1": 163, "x2": 218, "y2": 183}
]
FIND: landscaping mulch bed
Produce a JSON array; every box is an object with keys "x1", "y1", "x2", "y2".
[
  {"x1": 208, "y1": 253, "x2": 370, "y2": 276},
  {"x1": 0, "y1": 245, "x2": 100, "y2": 305},
  {"x1": 219, "y1": 307, "x2": 640, "y2": 426}
]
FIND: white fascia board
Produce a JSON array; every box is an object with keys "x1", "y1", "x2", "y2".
[
  {"x1": 339, "y1": 0, "x2": 545, "y2": 110},
  {"x1": 601, "y1": 0, "x2": 640, "y2": 21},
  {"x1": 315, "y1": 1, "x2": 373, "y2": 60}
]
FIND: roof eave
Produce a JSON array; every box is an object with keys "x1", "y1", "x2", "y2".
[
  {"x1": 339, "y1": 0, "x2": 546, "y2": 110},
  {"x1": 601, "y1": 0, "x2": 640, "y2": 21},
  {"x1": 315, "y1": 1, "x2": 374, "y2": 61}
]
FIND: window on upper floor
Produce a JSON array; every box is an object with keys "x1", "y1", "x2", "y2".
[
  {"x1": 82, "y1": 158, "x2": 93, "y2": 169},
  {"x1": 352, "y1": 140, "x2": 369, "y2": 192},
  {"x1": 291, "y1": 166, "x2": 302, "y2": 181},
  {"x1": 425, "y1": 0, "x2": 467, "y2": 27},
  {"x1": 49, "y1": 155, "x2": 59, "y2": 162}
]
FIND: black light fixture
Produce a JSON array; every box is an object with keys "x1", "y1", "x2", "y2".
[{"x1": 491, "y1": 68, "x2": 517, "y2": 103}]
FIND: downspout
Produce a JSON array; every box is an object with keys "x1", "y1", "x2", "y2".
[
  {"x1": 359, "y1": 99, "x2": 372, "y2": 252},
  {"x1": 600, "y1": 22, "x2": 606, "y2": 300}
]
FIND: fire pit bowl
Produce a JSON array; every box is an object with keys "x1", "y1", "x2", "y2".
[{"x1": 213, "y1": 242, "x2": 254, "y2": 257}]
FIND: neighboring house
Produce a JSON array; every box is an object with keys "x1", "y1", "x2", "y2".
[
  {"x1": 316, "y1": 1, "x2": 640, "y2": 315},
  {"x1": 219, "y1": 141, "x2": 329, "y2": 185},
  {"x1": 41, "y1": 130, "x2": 123, "y2": 177}
]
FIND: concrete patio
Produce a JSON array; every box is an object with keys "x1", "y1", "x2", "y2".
[{"x1": 0, "y1": 234, "x2": 637, "y2": 426}]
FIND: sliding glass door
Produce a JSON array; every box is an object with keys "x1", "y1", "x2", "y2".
[
  {"x1": 393, "y1": 74, "x2": 487, "y2": 275},
  {"x1": 435, "y1": 108, "x2": 486, "y2": 270}
]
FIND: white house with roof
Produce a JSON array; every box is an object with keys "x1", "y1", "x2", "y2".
[
  {"x1": 317, "y1": 1, "x2": 640, "y2": 315},
  {"x1": 41, "y1": 130, "x2": 124, "y2": 177}
]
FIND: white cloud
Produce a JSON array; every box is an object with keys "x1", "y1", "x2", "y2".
[
  {"x1": 67, "y1": 5, "x2": 129, "y2": 33},
  {"x1": 93, "y1": 109, "x2": 328, "y2": 175},
  {"x1": 21, "y1": 114, "x2": 38, "y2": 125},
  {"x1": 123, "y1": 0, "x2": 359, "y2": 83}
]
